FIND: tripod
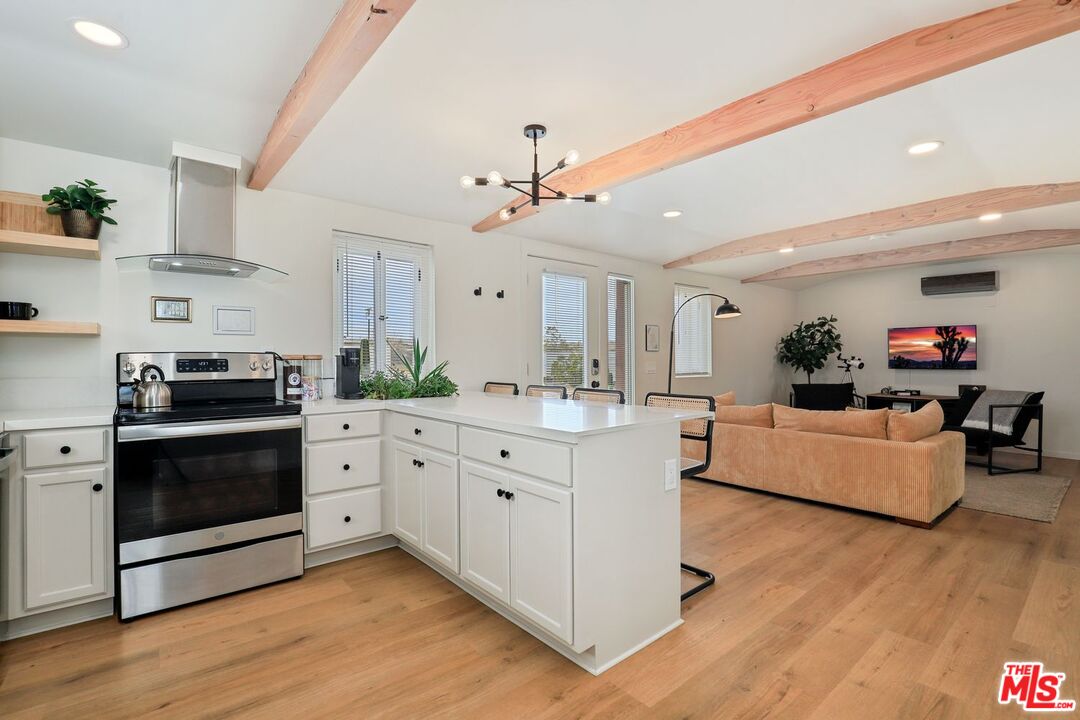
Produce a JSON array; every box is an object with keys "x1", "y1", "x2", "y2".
[{"x1": 837, "y1": 354, "x2": 865, "y2": 408}]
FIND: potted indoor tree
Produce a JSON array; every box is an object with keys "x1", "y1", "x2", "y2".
[
  {"x1": 41, "y1": 179, "x2": 118, "y2": 239},
  {"x1": 776, "y1": 315, "x2": 850, "y2": 410}
]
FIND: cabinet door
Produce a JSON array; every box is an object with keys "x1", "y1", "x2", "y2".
[
  {"x1": 459, "y1": 461, "x2": 510, "y2": 603},
  {"x1": 393, "y1": 442, "x2": 422, "y2": 547},
  {"x1": 421, "y1": 449, "x2": 459, "y2": 573},
  {"x1": 24, "y1": 467, "x2": 108, "y2": 610},
  {"x1": 509, "y1": 475, "x2": 573, "y2": 644}
]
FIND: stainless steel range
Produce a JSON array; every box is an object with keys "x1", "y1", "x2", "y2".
[{"x1": 113, "y1": 352, "x2": 303, "y2": 620}]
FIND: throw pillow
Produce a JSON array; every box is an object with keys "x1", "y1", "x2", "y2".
[
  {"x1": 715, "y1": 391, "x2": 736, "y2": 407},
  {"x1": 887, "y1": 400, "x2": 944, "y2": 442},
  {"x1": 772, "y1": 404, "x2": 889, "y2": 440},
  {"x1": 714, "y1": 403, "x2": 773, "y2": 428}
]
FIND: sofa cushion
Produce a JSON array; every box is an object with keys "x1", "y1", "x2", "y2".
[
  {"x1": 715, "y1": 403, "x2": 773, "y2": 428},
  {"x1": 887, "y1": 401, "x2": 944, "y2": 442},
  {"x1": 772, "y1": 404, "x2": 889, "y2": 440},
  {"x1": 715, "y1": 391, "x2": 736, "y2": 407}
]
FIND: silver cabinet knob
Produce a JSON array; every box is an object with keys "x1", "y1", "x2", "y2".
[{"x1": 122, "y1": 362, "x2": 136, "y2": 376}]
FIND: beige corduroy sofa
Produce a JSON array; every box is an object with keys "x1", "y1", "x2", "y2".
[{"x1": 684, "y1": 399, "x2": 965, "y2": 527}]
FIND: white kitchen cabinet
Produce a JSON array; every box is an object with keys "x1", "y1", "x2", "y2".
[
  {"x1": 459, "y1": 461, "x2": 511, "y2": 603},
  {"x1": 23, "y1": 467, "x2": 109, "y2": 610},
  {"x1": 420, "y1": 449, "x2": 459, "y2": 573},
  {"x1": 509, "y1": 475, "x2": 573, "y2": 643},
  {"x1": 392, "y1": 441, "x2": 423, "y2": 547}
]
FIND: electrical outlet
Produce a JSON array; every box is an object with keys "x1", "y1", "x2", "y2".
[{"x1": 664, "y1": 458, "x2": 678, "y2": 491}]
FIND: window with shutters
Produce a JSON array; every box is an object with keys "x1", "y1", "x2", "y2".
[
  {"x1": 607, "y1": 274, "x2": 634, "y2": 401},
  {"x1": 541, "y1": 272, "x2": 587, "y2": 388},
  {"x1": 673, "y1": 284, "x2": 711, "y2": 377},
  {"x1": 334, "y1": 232, "x2": 434, "y2": 375}
]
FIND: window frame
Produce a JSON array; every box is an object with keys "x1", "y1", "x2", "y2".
[
  {"x1": 333, "y1": 231, "x2": 435, "y2": 374},
  {"x1": 673, "y1": 283, "x2": 712, "y2": 379}
]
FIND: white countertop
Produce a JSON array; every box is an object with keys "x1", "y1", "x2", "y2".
[
  {"x1": 1, "y1": 405, "x2": 116, "y2": 432},
  {"x1": 389, "y1": 392, "x2": 710, "y2": 441},
  {"x1": 300, "y1": 397, "x2": 386, "y2": 415}
]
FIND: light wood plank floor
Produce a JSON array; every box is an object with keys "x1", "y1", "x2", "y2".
[{"x1": 2, "y1": 456, "x2": 1077, "y2": 719}]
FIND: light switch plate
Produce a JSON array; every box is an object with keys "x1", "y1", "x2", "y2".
[
  {"x1": 646, "y1": 361, "x2": 657, "y2": 375},
  {"x1": 664, "y1": 458, "x2": 678, "y2": 491}
]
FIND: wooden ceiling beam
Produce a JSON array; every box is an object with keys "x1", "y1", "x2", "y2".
[
  {"x1": 665, "y1": 182, "x2": 1080, "y2": 268},
  {"x1": 474, "y1": 0, "x2": 1080, "y2": 234},
  {"x1": 741, "y1": 229, "x2": 1080, "y2": 283},
  {"x1": 247, "y1": 0, "x2": 415, "y2": 190}
]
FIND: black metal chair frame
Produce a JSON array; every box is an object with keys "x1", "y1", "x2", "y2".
[
  {"x1": 525, "y1": 384, "x2": 568, "y2": 399},
  {"x1": 571, "y1": 387, "x2": 625, "y2": 404},
  {"x1": 483, "y1": 381, "x2": 519, "y2": 395},
  {"x1": 983, "y1": 402, "x2": 1044, "y2": 475},
  {"x1": 645, "y1": 391, "x2": 716, "y2": 602}
]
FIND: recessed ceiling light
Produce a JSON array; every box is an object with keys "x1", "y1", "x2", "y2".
[
  {"x1": 662, "y1": 210, "x2": 682, "y2": 218},
  {"x1": 72, "y1": 20, "x2": 128, "y2": 48},
  {"x1": 979, "y1": 212, "x2": 1003, "y2": 222},
  {"x1": 778, "y1": 247, "x2": 795, "y2": 254},
  {"x1": 908, "y1": 140, "x2": 943, "y2": 156}
]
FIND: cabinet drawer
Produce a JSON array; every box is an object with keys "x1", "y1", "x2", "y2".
[
  {"x1": 306, "y1": 487, "x2": 382, "y2": 550},
  {"x1": 391, "y1": 413, "x2": 457, "y2": 454},
  {"x1": 305, "y1": 412, "x2": 380, "y2": 443},
  {"x1": 459, "y1": 427, "x2": 572, "y2": 487},
  {"x1": 306, "y1": 439, "x2": 380, "y2": 495},
  {"x1": 23, "y1": 428, "x2": 106, "y2": 470}
]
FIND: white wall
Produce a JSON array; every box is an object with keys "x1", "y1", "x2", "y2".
[
  {"x1": 795, "y1": 254, "x2": 1080, "y2": 458},
  {"x1": 0, "y1": 137, "x2": 795, "y2": 410}
]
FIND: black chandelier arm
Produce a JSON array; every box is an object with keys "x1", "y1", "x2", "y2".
[
  {"x1": 538, "y1": 164, "x2": 565, "y2": 181},
  {"x1": 503, "y1": 183, "x2": 533, "y2": 198},
  {"x1": 538, "y1": 181, "x2": 561, "y2": 195}
]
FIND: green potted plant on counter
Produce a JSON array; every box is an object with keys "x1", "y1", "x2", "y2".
[
  {"x1": 358, "y1": 339, "x2": 459, "y2": 399},
  {"x1": 41, "y1": 179, "x2": 118, "y2": 239}
]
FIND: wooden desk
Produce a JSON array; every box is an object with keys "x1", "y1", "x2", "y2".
[{"x1": 866, "y1": 393, "x2": 958, "y2": 414}]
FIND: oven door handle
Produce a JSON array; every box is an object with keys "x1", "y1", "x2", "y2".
[{"x1": 117, "y1": 416, "x2": 302, "y2": 442}]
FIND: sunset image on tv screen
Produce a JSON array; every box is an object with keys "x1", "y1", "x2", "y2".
[{"x1": 888, "y1": 325, "x2": 977, "y2": 370}]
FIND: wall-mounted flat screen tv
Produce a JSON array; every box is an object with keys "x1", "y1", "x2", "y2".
[{"x1": 888, "y1": 325, "x2": 977, "y2": 370}]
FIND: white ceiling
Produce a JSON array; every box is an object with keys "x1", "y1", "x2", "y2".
[
  {"x1": 0, "y1": 0, "x2": 340, "y2": 166},
  {"x1": 3, "y1": 0, "x2": 1078, "y2": 286}
]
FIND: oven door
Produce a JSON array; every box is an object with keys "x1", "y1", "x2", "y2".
[{"x1": 115, "y1": 416, "x2": 302, "y2": 564}]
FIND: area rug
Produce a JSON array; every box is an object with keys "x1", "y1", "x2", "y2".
[{"x1": 960, "y1": 466, "x2": 1072, "y2": 522}]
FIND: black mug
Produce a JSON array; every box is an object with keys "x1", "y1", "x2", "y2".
[{"x1": 0, "y1": 302, "x2": 39, "y2": 320}]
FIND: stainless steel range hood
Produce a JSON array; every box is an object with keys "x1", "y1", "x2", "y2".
[{"x1": 117, "y1": 143, "x2": 287, "y2": 281}]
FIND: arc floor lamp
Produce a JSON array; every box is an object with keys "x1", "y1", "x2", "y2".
[{"x1": 668, "y1": 294, "x2": 742, "y2": 393}]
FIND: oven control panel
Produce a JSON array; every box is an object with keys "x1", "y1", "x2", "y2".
[
  {"x1": 177, "y1": 358, "x2": 229, "y2": 374},
  {"x1": 117, "y1": 352, "x2": 277, "y2": 383}
]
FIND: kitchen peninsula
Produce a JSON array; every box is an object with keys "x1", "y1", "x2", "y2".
[{"x1": 304, "y1": 391, "x2": 709, "y2": 674}]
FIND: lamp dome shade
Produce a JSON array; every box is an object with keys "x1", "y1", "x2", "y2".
[{"x1": 714, "y1": 301, "x2": 741, "y2": 318}]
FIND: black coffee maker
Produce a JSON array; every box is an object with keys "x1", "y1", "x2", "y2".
[{"x1": 335, "y1": 348, "x2": 364, "y2": 399}]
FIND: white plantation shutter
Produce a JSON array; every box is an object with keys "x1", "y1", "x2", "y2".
[
  {"x1": 542, "y1": 272, "x2": 587, "y2": 388},
  {"x1": 674, "y1": 284, "x2": 711, "y2": 377},
  {"x1": 607, "y1": 274, "x2": 634, "y2": 400},
  {"x1": 334, "y1": 232, "x2": 433, "y2": 374}
]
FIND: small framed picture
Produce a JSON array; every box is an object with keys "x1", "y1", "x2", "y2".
[
  {"x1": 151, "y1": 296, "x2": 191, "y2": 323},
  {"x1": 645, "y1": 324, "x2": 660, "y2": 352},
  {"x1": 213, "y1": 305, "x2": 256, "y2": 335}
]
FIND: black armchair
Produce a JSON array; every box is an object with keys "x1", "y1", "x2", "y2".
[{"x1": 943, "y1": 388, "x2": 1044, "y2": 475}]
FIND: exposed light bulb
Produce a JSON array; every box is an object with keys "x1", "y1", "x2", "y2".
[
  {"x1": 596, "y1": 191, "x2": 612, "y2": 205},
  {"x1": 662, "y1": 210, "x2": 682, "y2": 218},
  {"x1": 459, "y1": 175, "x2": 475, "y2": 188},
  {"x1": 561, "y1": 193, "x2": 573, "y2": 204},
  {"x1": 499, "y1": 208, "x2": 512, "y2": 221},
  {"x1": 563, "y1": 149, "x2": 580, "y2": 166},
  {"x1": 72, "y1": 20, "x2": 128, "y2": 48},
  {"x1": 487, "y1": 170, "x2": 504, "y2": 186},
  {"x1": 908, "y1": 140, "x2": 943, "y2": 156}
]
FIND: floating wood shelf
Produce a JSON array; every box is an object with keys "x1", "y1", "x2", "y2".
[
  {"x1": 0, "y1": 320, "x2": 101, "y2": 336},
  {"x1": 0, "y1": 228, "x2": 100, "y2": 260}
]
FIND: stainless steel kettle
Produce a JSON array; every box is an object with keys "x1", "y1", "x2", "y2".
[{"x1": 133, "y1": 364, "x2": 173, "y2": 409}]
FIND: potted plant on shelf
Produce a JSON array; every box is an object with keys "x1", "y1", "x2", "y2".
[
  {"x1": 358, "y1": 339, "x2": 459, "y2": 399},
  {"x1": 41, "y1": 179, "x2": 118, "y2": 239}
]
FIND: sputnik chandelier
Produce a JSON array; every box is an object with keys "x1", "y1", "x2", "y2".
[{"x1": 460, "y1": 124, "x2": 611, "y2": 220}]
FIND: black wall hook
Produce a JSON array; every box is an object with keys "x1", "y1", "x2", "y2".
[
  {"x1": 496, "y1": 290, "x2": 505, "y2": 299},
  {"x1": 473, "y1": 287, "x2": 482, "y2": 296}
]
